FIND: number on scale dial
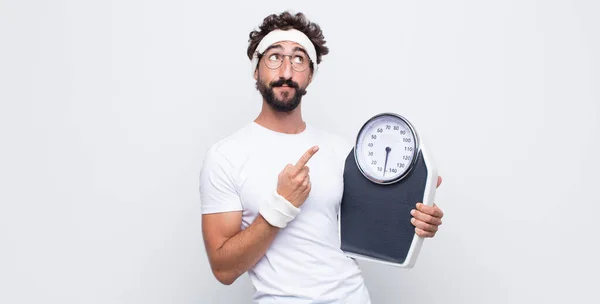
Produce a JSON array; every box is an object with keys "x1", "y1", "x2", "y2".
[{"x1": 354, "y1": 113, "x2": 419, "y2": 184}]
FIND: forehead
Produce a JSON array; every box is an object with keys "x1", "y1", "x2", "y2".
[{"x1": 264, "y1": 40, "x2": 306, "y2": 53}]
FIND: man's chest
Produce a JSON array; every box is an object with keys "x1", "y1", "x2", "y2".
[{"x1": 236, "y1": 145, "x2": 344, "y2": 222}]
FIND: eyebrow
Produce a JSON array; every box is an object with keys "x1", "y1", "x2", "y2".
[
  {"x1": 293, "y1": 46, "x2": 309, "y2": 57},
  {"x1": 263, "y1": 44, "x2": 283, "y2": 54}
]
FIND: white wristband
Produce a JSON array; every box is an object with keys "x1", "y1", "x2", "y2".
[{"x1": 259, "y1": 191, "x2": 301, "y2": 228}]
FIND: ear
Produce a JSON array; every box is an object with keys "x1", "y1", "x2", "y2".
[{"x1": 253, "y1": 67, "x2": 258, "y2": 80}]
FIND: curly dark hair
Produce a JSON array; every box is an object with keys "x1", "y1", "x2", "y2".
[{"x1": 247, "y1": 11, "x2": 329, "y2": 72}]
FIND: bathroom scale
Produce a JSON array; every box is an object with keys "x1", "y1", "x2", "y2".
[{"x1": 339, "y1": 112, "x2": 438, "y2": 268}]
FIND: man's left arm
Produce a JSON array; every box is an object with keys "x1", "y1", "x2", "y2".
[{"x1": 411, "y1": 176, "x2": 444, "y2": 238}]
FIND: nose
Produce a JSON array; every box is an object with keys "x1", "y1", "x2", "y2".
[{"x1": 278, "y1": 56, "x2": 294, "y2": 80}]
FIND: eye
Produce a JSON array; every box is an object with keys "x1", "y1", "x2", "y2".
[
  {"x1": 268, "y1": 54, "x2": 280, "y2": 61},
  {"x1": 292, "y1": 55, "x2": 305, "y2": 64}
]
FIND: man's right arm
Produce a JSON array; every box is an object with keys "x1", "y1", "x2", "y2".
[
  {"x1": 202, "y1": 211, "x2": 280, "y2": 285},
  {"x1": 200, "y1": 145, "x2": 318, "y2": 285}
]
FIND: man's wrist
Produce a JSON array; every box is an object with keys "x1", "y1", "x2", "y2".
[{"x1": 259, "y1": 191, "x2": 300, "y2": 228}]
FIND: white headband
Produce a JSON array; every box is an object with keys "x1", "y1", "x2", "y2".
[{"x1": 250, "y1": 29, "x2": 318, "y2": 76}]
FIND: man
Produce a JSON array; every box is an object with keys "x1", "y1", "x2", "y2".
[{"x1": 199, "y1": 11, "x2": 444, "y2": 303}]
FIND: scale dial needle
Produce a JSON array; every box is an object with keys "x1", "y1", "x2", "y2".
[{"x1": 383, "y1": 146, "x2": 391, "y2": 176}]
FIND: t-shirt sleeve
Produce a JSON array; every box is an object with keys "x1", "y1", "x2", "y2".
[{"x1": 199, "y1": 146, "x2": 243, "y2": 214}]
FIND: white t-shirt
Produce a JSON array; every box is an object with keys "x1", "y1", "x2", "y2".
[{"x1": 199, "y1": 121, "x2": 371, "y2": 303}]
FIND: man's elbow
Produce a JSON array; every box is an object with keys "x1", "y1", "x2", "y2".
[{"x1": 213, "y1": 269, "x2": 238, "y2": 286}]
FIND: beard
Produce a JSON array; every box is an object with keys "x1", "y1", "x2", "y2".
[{"x1": 256, "y1": 77, "x2": 307, "y2": 113}]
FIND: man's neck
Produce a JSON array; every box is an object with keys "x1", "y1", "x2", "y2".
[{"x1": 254, "y1": 102, "x2": 306, "y2": 134}]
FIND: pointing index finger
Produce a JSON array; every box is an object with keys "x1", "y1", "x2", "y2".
[{"x1": 295, "y1": 145, "x2": 319, "y2": 169}]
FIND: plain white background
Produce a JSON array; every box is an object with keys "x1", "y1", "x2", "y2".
[{"x1": 1, "y1": 0, "x2": 598, "y2": 303}]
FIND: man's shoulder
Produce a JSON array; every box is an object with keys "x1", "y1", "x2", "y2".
[{"x1": 204, "y1": 122, "x2": 255, "y2": 164}]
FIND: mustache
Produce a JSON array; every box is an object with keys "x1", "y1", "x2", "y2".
[{"x1": 270, "y1": 78, "x2": 299, "y2": 89}]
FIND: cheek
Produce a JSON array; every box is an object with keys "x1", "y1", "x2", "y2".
[
  {"x1": 299, "y1": 78, "x2": 311, "y2": 89},
  {"x1": 256, "y1": 67, "x2": 273, "y2": 83},
  {"x1": 295, "y1": 73, "x2": 311, "y2": 87}
]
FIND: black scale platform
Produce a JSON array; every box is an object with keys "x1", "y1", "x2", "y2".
[{"x1": 340, "y1": 148, "x2": 428, "y2": 265}]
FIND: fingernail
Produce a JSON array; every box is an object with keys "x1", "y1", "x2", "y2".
[
  {"x1": 411, "y1": 218, "x2": 416, "y2": 223},
  {"x1": 410, "y1": 210, "x2": 416, "y2": 215}
]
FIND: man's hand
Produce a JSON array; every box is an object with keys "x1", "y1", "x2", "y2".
[
  {"x1": 276, "y1": 145, "x2": 319, "y2": 208},
  {"x1": 411, "y1": 175, "x2": 444, "y2": 238}
]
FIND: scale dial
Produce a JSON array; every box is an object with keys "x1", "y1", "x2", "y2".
[{"x1": 354, "y1": 113, "x2": 420, "y2": 184}]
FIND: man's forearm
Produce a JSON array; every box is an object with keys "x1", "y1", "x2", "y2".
[{"x1": 210, "y1": 214, "x2": 280, "y2": 285}]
